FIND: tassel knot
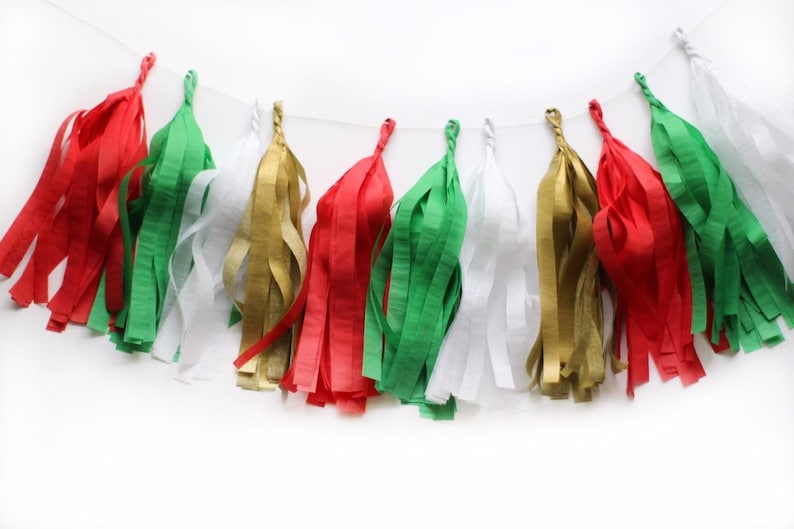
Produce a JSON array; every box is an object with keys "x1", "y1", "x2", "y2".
[
  {"x1": 272, "y1": 101, "x2": 285, "y2": 144},
  {"x1": 545, "y1": 108, "x2": 565, "y2": 143},
  {"x1": 483, "y1": 116, "x2": 496, "y2": 152},
  {"x1": 250, "y1": 100, "x2": 261, "y2": 134},
  {"x1": 674, "y1": 27, "x2": 705, "y2": 61},
  {"x1": 374, "y1": 118, "x2": 396, "y2": 156},
  {"x1": 134, "y1": 53, "x2": 156, "y2": 92},
  {"x1": 588, "y1": 100, "x2": 612, "y2": 139},
  {"x1": 445, "y1": 119, "x2": 460, "y2": 151},
  {"x1": 183, "y1": 70, "x2": 197, "y2": 106},
  {"x1": 634, "y1": 73, "x2": 665, "y2": 109}
]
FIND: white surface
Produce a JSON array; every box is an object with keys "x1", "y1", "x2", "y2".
[{"x1": 1, "y1": 1, "x2": 793, "y2": 528}]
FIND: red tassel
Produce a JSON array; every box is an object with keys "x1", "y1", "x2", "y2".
[
  {"x1": 276, "y1": 119, "x2": 396, "y2": 413},
  {"x1": 0, "y1": 53, "x2": 155, "y2": 331},
  {"x1": 589, "y1": 100, "x2": 705, "y2": 396}
]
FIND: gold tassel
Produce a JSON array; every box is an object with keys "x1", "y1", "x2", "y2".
[
  {"x1": 527, "y1": 108, "x2": 609, "y2": 402},
  {"x1": 224, "y1": 101, "x2": 310, "y2": 390}
]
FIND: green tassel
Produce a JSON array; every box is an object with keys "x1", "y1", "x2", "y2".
[
  {"x1": 363, "y1": 119, "x2": 467, "y2": 420},
  {"x1": 635, "y1": 72, "x2": 794, "y2": 352},
  {"x1": 99, "y1": 70, "x2": 215, "y2": 352}
]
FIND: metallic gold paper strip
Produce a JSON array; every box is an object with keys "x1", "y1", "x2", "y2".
[{"x1": 223, "y1": 194, "x2": 254, "y2": 312}]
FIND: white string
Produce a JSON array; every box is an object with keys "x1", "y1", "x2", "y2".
[{"x1": 39, "y1": 0, "x2": 729, "y2": 130}]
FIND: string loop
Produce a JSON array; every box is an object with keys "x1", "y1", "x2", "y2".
[
  {"x1": 134, "y1": 52, "x2": 156, "y2": 92},
  {"x1": 375, "y1": 118, "x2": 396, "y2": 155},
  {"x1": 588, "y1": 100, "x2": 612, "y2": 139},
  {"x1": 273, "y1": 100, "x2": 285, "y2": 142},
  {"x1": 445, "y1": 119, "x2": 460, "y2": 152},
  {"x1": 483, "y1": 116, "x2": 495, "y2": 152},
  {"x1": 183, "y1": 70, "x2": 198, "y2": 106},
  {"x1": 674, "y1": 27, "x2": 704, "y2": 60},
  {"x1": 250, "y1": 99, "x2": 261, "y2": 133}
]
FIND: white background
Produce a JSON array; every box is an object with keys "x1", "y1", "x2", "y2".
[{"x1": 1, "y1": 1, "x2": 793, "y2": 528}]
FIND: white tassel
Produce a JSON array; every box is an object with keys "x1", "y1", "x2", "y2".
[
  {"x1": 676, "y1": 27, "x2": 794, "y2": 281},
  {"x1": 426, "y1": 117, "x2": 538, "y2": 406},
  {"x1": 151, "y1": 102, "x2": 263, "y2": 379}
]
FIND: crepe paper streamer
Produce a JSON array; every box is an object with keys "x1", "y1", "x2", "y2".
[
  {"x1": 526, "y1": 109, "x2": 612, "y2": 403},
  {"x1": 267, "y1": 119, "x2": 398, "y2": 414},
  {"x1": 425, "y1": 118, "x2": 537, "y2": 406},
  {"x1": 363, "y1": 119, "x2": 466, "y2": 420},
  {"x1": 224, "y1": 101, "x2": 310, "y2": 391},
  {"x1": 150, "y1": 103, "x2": 264, "y2": 378},
  {"x1": 0, "y1": 54, "x2": 155, "y2": 332},
  {"x1": 635, "y1": 72, "x2": 794, "y2": 352},
  {"x1": 588, "y1": 100, "x2": 705, "y2": 396},
  {"x1": 676, "y1": 28, "x2": 794, "y2": 283},
  {"x1": 97, "y1": 70, "x2": 215, "y2": 352}
]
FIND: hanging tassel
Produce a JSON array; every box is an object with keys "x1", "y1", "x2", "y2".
[
  {"x1": 425, "y1": 117, "x2": 537, "y2": 406},
  {"x1": 224, "y1": 101, "x2": 310, "y2": 391},
  {"x1": 635, "y1": 72, "x2": 794, "y2": 352},
  {"x1": 0, "y1": 53, "x2": 156, "y2": 332},
  {"x1": 588, "y1": 100, "x2": 704, "y2": 396},
  {"x1": 363, "y1": 119, "x2": 467, "y2": 420},
  {"x1": 527, "y1": 109, "x2": 610, "y2": 402},
  {"x1": 100, "y1": 70, "x2": 215, "y2": 352},
  {"x1": 273, "y1": 119, "x2": 396, "y2": 414},
  {"x1": 675, "y1": 28, "x2": 794, "y2": 283},
  {"x1": 150, "y1": 102, "x2": 263, "y2": 379}
]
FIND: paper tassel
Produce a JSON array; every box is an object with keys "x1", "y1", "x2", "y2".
[
  {"x1": 527, "y1": 109, "x2": 609, "y2": 402},
  {"x1": 225, "y1": 101, "x2": 310, "y2": 391},
  {"x1": 426, "y1": 118, "x2": 536, "y2": 406},
  {"x1": 0, "y1": 53, "x2": 155, "y2": 331},
  {"x1": 635, "y1": 72, "x2": 794, "y2": 352},
  {"x1": 363, "y1": 119, "x2": 466, "y2": 420},
  {"x1": 675, "y1": 28, "x2": 794, "y2": 283},
  {"x1": 275, "y1": 119, "x2": 396, "y2": 414},
  {"x1": 98, "y1": 70, "x2": 215, "y2": 352},
  {"x1": 150, "y1": 103, "x2": 263, "y2": 379},
  {"x1": 588, "y1": 100, "x2": 704, "y2": 396}
]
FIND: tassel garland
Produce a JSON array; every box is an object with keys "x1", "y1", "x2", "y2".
[{"x1": 5, "y1": 38, "x2": 794, "y2": 414}]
